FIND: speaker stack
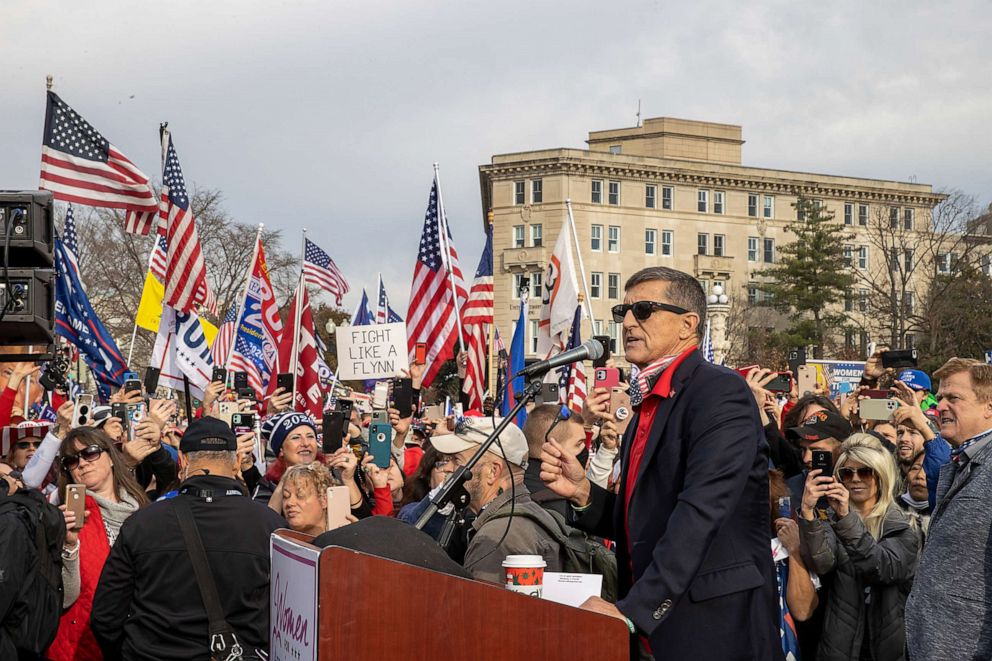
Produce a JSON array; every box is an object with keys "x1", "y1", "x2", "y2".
[{"x1": 0, "y1": 190, "x2": 56, "y2": 361}]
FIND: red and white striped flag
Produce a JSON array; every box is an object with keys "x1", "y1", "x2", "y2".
[
  {"x1": 407, "y1": 178, "x2": 468, "y2": 388},
  {"x1": 272, "y1": 281, "x2": 323, "y2": 419},
  {"x1": 159, "y1": 130, "x2": 208, "y2": 313},
  {"x1": 210, "y1": 305, "x2": 238, "y2": 368},
  {"x1": 39, "y1": 91, "x2": 158, "y2": 235},
  {"x1": 303, "y1": 238, "x2": 349, "y2": 306},
  {"x1": 462, "y1": 225, "x2": 494, "y2": 410}
]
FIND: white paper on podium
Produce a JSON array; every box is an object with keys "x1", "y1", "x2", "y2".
[{"x1": 540, "y1": 572, "x2": 603, "y2": 607}]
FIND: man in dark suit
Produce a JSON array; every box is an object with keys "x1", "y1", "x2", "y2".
[{"x1": 540, "y1": 267, "x2": 781, "y2": 661}]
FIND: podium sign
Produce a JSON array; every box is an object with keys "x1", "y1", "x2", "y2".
[{"x1": 270, "y1": 533, "x2": 321, "y2": 661}]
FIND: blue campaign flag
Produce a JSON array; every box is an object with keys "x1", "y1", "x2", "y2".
[
  {"x1": 54, "y1": 236, "x2": 128, "y2": 400},
  {"x1": 501, "y1": 297, "x2": 528, "y2": 427},
  {"x1": 352, "y1": 288, "x2": 374, "y2": 326}
]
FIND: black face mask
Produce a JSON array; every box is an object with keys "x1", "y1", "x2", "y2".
[{"x1": 575, "y1": 448, "x2": 590, "y2": 470}]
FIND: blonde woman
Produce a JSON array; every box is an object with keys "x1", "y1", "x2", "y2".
[
  {"x1": 799, "y1": 433, "x2": 920, "y2": 661},
  {"x1": 280, "y1": 463, "x2": 335, "y2": 536}
]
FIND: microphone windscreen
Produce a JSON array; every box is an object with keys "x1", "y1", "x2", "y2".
[{"x1": 584, "y1": 338, "x2": 605, "y2": 361}]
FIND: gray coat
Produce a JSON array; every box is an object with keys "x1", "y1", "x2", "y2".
[
  {"x1": 906, "y1": 437, "x2": 992, "y2": 660},
  {"x1": 462, "y1": 485, "x2": 562, "y2": 585},
  {"x1": 800, "y1": 505, "x2": 920, "y2": 661}
]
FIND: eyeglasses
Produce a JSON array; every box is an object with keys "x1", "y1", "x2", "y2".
[
  {"x1": 611, "y1": 301, "x2": 690, "y2": 323},
  {"x1": 838, "y1": 466, "x2": 875, "y2": 482},
  {"x1": 15, "y1": 440, "x2": 43, "y2": 450},
  {"x1": 60, "y1": 444, "x2": 107, "y2": 471},
  {"x1": 433, "y1": 458, "x2": 454, "y2": 471}
]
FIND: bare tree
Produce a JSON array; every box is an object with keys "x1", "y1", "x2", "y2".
[{"x1": 723, "y1": 292, "x2": 792, "y2": 368}]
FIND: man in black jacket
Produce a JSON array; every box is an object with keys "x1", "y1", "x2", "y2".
[{"x1": 92, "y1": 417, "x2": 286, "y2": 661}]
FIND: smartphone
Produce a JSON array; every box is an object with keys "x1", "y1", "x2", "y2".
[
  {"x1": 124, "y1": 377, "x2": 142, "y2": 394},
  {"x1": 797, "y1": 365, "x2": 817, "y2": 396},
  {"x1": 594, "y1": 367, "x2": 620, "y2": 390},
  {"x1": 881, "y1": 349, "x2": 918, "y2": 369},
  {"x1": 391, "y1": 378, "x2": 414, "y2": 417},
  {"x1": 371, "y1": 410, "x2": 389, "y2": 426},
  {"x1": 371, "y1": 381, "x2": 389, "y2": 410},
  {"x1": 211, "y1": 366, "x2": 227, "y2": 384},
  {"x1": 610, "y1": 388, "x2": 633, "y2": 435},
  {"x1": 233, "y1": 371, "x2": 249, "y2": 391},
  {"x1": 72, "y1": 394, "x2": 94, "y2": 428},
  {"x1": 736, "y1": 365, "x2": 759, "y2": 379},
  {"x1": 65, "y1": 484, "x2": 86, "y2": 530},
  {"x1": 535, "y1": 382, "x2": 560, "y2": 406},
  {"x1": 326, "y1": 486, "x2": 351, "y2": 530},
  {"x1": 276, "y1": 372, "x2": 294, "y2": 394},
  {"x1": 338, "y1": 399, "x2": 354, "y2": 422},
  {"x1": 423, "y1": 404, "x2": 445, "y2": 420},
  {"x1": 231, "y1": 412, "x2": 255, "y2": 436},
  {"x1": 369, "y1": 422, "x2": 392, "y2": 469},
  {"x1": 777, "y1": 496, "x2": 792, "y2": 519},
  {"x1": 216, "y1": 401, "x2": 238, "y2": 426},
  {"x1": 111, "y1": 402, "x2": 127, "y2": 422},
  {"x1": 125, "y1": 402, "x2": 146, "y2": 441},
  {"x1": 237, "y1": 387, "x2": 256, "y2": 401},
  {"x1": 861, "y1": 398, "x2": 899, "y2": 421},
  {"x1": 593, "y1": 335, "x2": 611, "y2": 368},
  {"x1": 787, "y1": 349, "x2": 806, "y2": 381},
  {"x1": 143, "y1": 367, "x2": 161, "y2": 394},
  {"x1": 861, "y1": 389, "x2": 889, "y2": 399},
  {"x1": 322, "y1": 411, "x2": 346, "y2": 454},
  {"x1": 765, "y1": 373, "x2": 793, "y2": 394},
  {"x1": 415, "y1": 342, "x2": 427, "y2": 365},
  {"x1": 811, "y1": 450, "x2": 834, "y2": 476}
]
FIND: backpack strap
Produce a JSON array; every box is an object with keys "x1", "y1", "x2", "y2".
[{"x1": 173, "y1": 496, "x2": 245, "y2": 661}]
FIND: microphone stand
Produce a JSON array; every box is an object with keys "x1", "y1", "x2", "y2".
[{"x1": 415, "y1": 376, "x2": 546, "y2": 532}]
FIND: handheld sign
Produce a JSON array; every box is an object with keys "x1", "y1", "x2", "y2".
[{"x1": 334, "y1": 322, "x2": 409, "y2": 381}]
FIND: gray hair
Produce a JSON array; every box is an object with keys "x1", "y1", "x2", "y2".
[
  {"x1": 624, "y1": 267, "x2": 707, "y2": 339},
  {"x1": 185, "y1": 450, "x2": 238, "y2": 465}
]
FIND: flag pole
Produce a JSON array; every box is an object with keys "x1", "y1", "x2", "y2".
[
  {"x1": 565, "y1": 199, "x2": 597, "y2": 329},
  {"x1": 485, "y1": 213, "x2": 496, "y2": 396},
  {"x1": 432, "y1": 163, "x2": 466, "y2": 353},
  {"x1": 290, "y1": 229, "x2": 306, "y2": 405},
  {"x1": 227, "y1": 223, "x2": 264, "y2": 368},
  {"x1": 376, "y1": 272, "x2": 383, "y2": 322}
]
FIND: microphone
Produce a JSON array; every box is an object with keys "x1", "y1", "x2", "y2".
[{"x1": 516, "y1": 339, "x2": 605, "y2": 378}]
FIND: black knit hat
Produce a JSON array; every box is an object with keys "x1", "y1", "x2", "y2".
[{"x1": 180, "y1": 416, "x2": 237, "y2": 452}]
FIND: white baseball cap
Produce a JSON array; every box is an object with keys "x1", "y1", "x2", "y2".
[{"x1": 429, "y1": 417, "x2": 529, "y2": 469}]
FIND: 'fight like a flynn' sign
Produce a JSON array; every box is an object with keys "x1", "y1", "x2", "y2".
[{"x1": 334, "y1": 322, "x2": 409, "y2": 380}]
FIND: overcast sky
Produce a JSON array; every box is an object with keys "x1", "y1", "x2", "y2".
[{"x1": 3, "y1": 0, "x2": 991, "y2": 316}]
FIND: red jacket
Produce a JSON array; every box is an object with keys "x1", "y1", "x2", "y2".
[{"x1": 48, "y1": 496, "x2": 110, "y2": 661}]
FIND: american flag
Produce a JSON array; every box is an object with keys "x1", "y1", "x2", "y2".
[
  {"x1": 375, "y1": 274, "x2": 403, "y2": 323},
  {"x1": 39, "y1": 91, "x2": 158, "y2": 235},
  {"x1": 407, "y1": 178, "x2": 468, "y2": 388},
  {"x1": 702, "y1": 318, "x2": 715, "y2": 363},
  {"x1": 557, "y1": 306, "x2": 587, "y2": 415},
  {"x1": 159, "y1": 130, "x2": 208, "y2": 313},
  {"x1": 210, "y1": 304, "x2": 238, "y2": 368},
  {"x1": 303, "y1": 238, "x2": 349, "y2": 306},
  {"x1": 462, "y1": 224, "x2": 494, "y2": 409},
  {"x1": 149, "y1": 228, "x2": 216, "y2": 315},
  {"x1": 63, "y1": 204, "x2": 81, "y2": 278}
]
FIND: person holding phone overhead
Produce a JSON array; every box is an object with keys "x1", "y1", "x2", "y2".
[{"x1": 539, "y1": 267, "x2": 780, "y2": 661}]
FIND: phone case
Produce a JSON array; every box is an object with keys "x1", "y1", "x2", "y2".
[
  {"x1": 797, "y1": 365, "x2": 817, "y2": 395},
  {"x1": 860, "y1": 398, "x2": 899, "y2": 421},
  {"x1": 326, "y1": 486, "x2": 351, "y2": 530},
  {"x1": 610, "y1": 388, "x2": 633, "y2": 435},
  {"x1": 594, "y1": 367, "x2": 620, "y2": 390},
  {"x1": 369, "y1": 422, "x2": 392, "y2": 468},
  {"x1": 372, "y1": 382, "x2": 389, "y2": 409},
  {"x1": 66, "y1": 484, "x2": 86, "y2": 530}
]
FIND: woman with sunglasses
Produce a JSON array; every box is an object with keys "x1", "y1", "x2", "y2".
[
  {"x1": 798, "y1": 433, "x2": 920, "y2": 661},
  {"x1": 48, "y1": 427, "x2": 148, "y2": 661}
]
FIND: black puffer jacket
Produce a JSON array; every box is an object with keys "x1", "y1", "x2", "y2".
[{"x1": 799, "y1": 505, "x2": 920, "y2": 661}]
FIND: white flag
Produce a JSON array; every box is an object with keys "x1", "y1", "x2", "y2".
[
  {"x1": 151, "y1": 306, "x2": 214, "y2": 400},
  {"x1": 537, "y1": 222, "x2": 579, "y2": 358}
]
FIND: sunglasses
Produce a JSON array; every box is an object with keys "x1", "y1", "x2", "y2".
[
  {"x1": 838, "y1": 466, "x2": 875, "y2": 482},
  {"x1": 60, "y1": 444, "x2": 107, "y2": 471},
  {"x1": 15, "y1": 440, "x2": 43, "y2": 450},
  {"x1": 611, "y1": 301, "x2": 690, "y2": 323}
]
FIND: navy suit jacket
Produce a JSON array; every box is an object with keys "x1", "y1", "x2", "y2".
[{"x1": 572, "y1": 350, "x2": 782, "y2": 660}]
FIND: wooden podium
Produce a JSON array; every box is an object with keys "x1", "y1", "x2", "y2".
[{"x1": 270, "y1": 529, "x2": 628, "y2": 661}]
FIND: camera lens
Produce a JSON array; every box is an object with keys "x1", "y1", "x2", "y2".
[{"x1": 376, "y1": 432, "x2": 386, "y2": 442}]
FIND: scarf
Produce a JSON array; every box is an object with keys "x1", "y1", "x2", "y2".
[
  {"x1": 90, "y1": 488, "x2": 140, "y2": 547},
  {"x1": 628, "y1": 353, "x2": 683, "y2": 407}
]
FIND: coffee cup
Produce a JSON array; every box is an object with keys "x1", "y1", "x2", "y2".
[{"x1": 503, "y1": 554, "x2": 546, "y2": 597}]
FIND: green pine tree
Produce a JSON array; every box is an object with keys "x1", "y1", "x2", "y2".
[{"x1": 758, "y1": 197, "x2": 856, "y2": 351}]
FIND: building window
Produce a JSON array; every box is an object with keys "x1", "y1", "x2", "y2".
[
  {"x1": 859, "y1": 289, "x2": 868, "y2": 313},
  {"x1": 514, "y1": 181, "x2": 525, "y2": 205},
  {"x1": 590, "y1": 225, "x2": 602, "y2": 251},
  {"x1": 590, "y1": 272, "x2": 602, "y2": 299},
  {"x1": 608, "y1": 226, "x2": 620, "y2": 253},
  {"x1": 904, "y1": 208, "x2": 914, "y2": 231},
  {"x1": 714, "y1": 191, "x2": 725, "y2": 215},
  {"x1": 530, "y1": 224, "x2": 543, "y2": 247},
  {"x1": 608, "y1": 273, "x2": 620, "y2": 299},
  {"x1": 748, "y1": 237, "x2": 758, "y2": 262},
  {"x1": 764, "y1": 195, "x2": 774, "y2": 219},
  {"x1": 512, "y1": 274, "x2": 525, "y2": 298},
  {"x1": 748, "y1": 286, "x2": 758, "y2": 305},
  {"x1": 844, "y1": 203, "x2": 853, "y2": 226},
  {"x1": 609, "y1": 145, "x2": 621, "y2": 155},
  {"x1": 890, "y1": 207, "x2": 899, "y2": 229},
  {"x1": 697, "y1": 233, "x2": 708, "y2": 256},
  {"x1": 889, "y1": 248, "x2": 899, "y2": 272},
  {"x1": 661, "y1": 230, "x2": 673, "y2": 256},
  {"x1": 763, "y1": 238, "x2": 775, "y2": 263},
  {"x1": 748, "y1": 194, "x2": 758, "y2": 218},
  {"x1": 607, "y1": 321, "x2": 620, "y2": 354},
  {"x1": 844, "y1": 245, "x2": 853, "y2": 267},
  {"x1": 713, "y1": 234, "x2": 725, "y2": 257},
  {"x1": 645, "y1": 229, "x2": 657, "y2": 255},
  {"x1": 662, "y1": 186, "x2": 673, "y2": 210},
  {"x1": 904, "y1": 249, "x2": 914, "y2": 272},
  {"x1": 903, "y1": 292, "x2": 914, "y2": 314},
  {"x1": 593, "y1": 320, "x2": 603, "y2": 336},
  {"x1": 858, "y1": 204, "x2": 868, "y2": 226},
  {"x1": 797, "y1": 202, "x2": 806, "y2": 221},
  {"x1": 513, "y1": 225, "x2": 525, "y2": 248},
  {"x1": 531, "y1": 272, "x2": 543, "y2": 300},
  {"x1": 699, "y1": 279, "x2": 709, "y2": 294},
  {"x1": 531, "y1": 179, "x2": 543, "y2": 204},
  {"x1": 697, "y1": 190, "x2": 709, "y2": 213},
  {"x1": 608, "y1": 181, "x2": 620, "y2": 206},
  {"x1": 858, "y1": 246, "x2": 869, "y2": 269},
  {"x1": 937, "y1": 253, "x2": 949, "y2": 273},
  {"x1": 645, "y1": 185, "x2": 656, "y2": 209},
  {"x1": 844, "y1": 290, "x2": 853, "y2": 312},
  {"x1": 591, "y1": 180, "x2": 603, "y2": 204},
  {"x1": 845, "y1": 330, "x2": 855, "y2": 350},
  {"x1": 529, "y1": 320, "x2": 539, "y2": 354}
]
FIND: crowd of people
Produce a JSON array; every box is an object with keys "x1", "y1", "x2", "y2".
[{"x1": 3, "y1": 265, "x2": 992, "y2": 660}]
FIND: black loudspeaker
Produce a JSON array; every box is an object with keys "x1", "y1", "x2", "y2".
[
  {"x1": 0, "y1": 268, "x2": 55, "y2": 348},
  {"x1": 0, "y1": 190, "x2": 54, "y2": 267}
]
